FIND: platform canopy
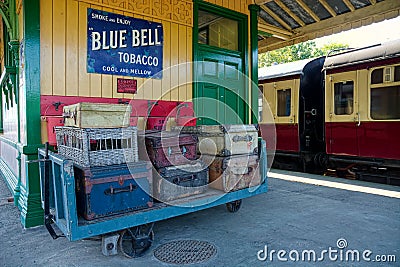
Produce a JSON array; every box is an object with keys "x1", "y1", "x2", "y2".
[{"x1": 257, "y1": 0, "x2": 400, "y2": 53}]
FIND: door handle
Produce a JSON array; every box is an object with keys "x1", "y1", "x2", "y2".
[{"x1": 356, "y1": 112, "x2": 361, "y2": 127}]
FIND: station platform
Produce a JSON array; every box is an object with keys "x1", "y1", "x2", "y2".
[{"x1": 1, "y1": 169, "x2": 399, "y2": 266}]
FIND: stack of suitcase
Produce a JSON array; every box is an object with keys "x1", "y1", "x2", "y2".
[
  {"x1": 138, "y1": 130, "x2": 209, "y2": 202},
  {"x1": 173, "y1": 125, "x2": 261, "y2": 192},
  {"x1": 55, "y1": 103, "x2": 153, "y2": 220}
]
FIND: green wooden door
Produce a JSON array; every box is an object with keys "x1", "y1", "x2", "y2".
[{"x1": 195, "y1": 46, "x2": 247, "y2": 125}]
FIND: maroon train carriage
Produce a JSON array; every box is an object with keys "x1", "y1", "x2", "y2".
[{"x1": 259, "y1": 40, "x2": 400, "y2": 185}]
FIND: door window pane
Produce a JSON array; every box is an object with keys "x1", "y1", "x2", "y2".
[
  {"x1": 258, "y1": 85, "x2": 263, "y2": 121},
  {"x1": 277, "y1": 89, "x2": 291, "y2": 117},
  {"x1": 370, "y1": 86, "x2": 400, "y2": 120},
  {"x1": 334, "y1": 81, "x2": 354, "y2": 115},
  {"x1": 198, "y1": 10, "x2": 238, "y2": 51}
]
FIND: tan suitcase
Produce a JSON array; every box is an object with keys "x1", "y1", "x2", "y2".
[
  {"x1": 203, "y1": 154, "x2": 261, "y2": 192},
  {"x1": 62, "y1": 102, "x2": 132, "y2": 128},
  {"x1": 173, "y1": 124, "x2": 258, "y2": 156}
]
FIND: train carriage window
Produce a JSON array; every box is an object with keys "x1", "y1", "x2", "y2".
[
  {"x1": 334, "y1": 81, "x2": 354, "y2": 115},
  {"x1": 394, "y1": 66, "x2": 400, "y2": 82},
  {"x1": 371, "y1": 68, "x2": 384, "y2": 84},
  {"x1": 370, "y1": 86, "x2": 400, "y2": 120},
  {"x1": 277, "y1": 89, "x2": 291, "y2": 117}
]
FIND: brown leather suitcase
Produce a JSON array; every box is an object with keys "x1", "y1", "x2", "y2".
[{"x1": 202, "y1": 154, "x2": 261, "y2": 192}]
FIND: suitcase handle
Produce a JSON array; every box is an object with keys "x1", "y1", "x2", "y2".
[
  {"x1": 232, "y1": 135, "x2": 253, "y2": 142},
  {"x1": 104, "y1": 183, "x2": 137, "y2": 195},
  {"x1": 166, "y1": 145, "x2": 187, "y2": 156},
  {"x1": 172, "y1": 175, "x2": 194, "y2": 185},
  {"x1": 62, "y1": 110, "x2": 77, "y2": 124},
  {"x1": 181, "y1": 146, "x2": 187, "y2": 155}
]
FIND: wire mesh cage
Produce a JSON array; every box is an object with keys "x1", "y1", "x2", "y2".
[{"x1": 55, "y1": 126, "x2": 138, "y2": 167}]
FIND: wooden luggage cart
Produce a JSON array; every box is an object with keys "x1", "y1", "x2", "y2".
[{"x1": 37, "y1": 139, "x2": 268, "y2": 258}]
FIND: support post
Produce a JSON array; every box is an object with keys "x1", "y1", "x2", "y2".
[
  {"x1": 18, "y1": 0, "x2": 43, "y2": 228},
  {"x1": 249, "y1": 4, "x2": 260, "y2": 124}
]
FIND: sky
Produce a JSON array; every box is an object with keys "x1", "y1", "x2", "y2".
[{"x1": 314, "y1": 16, "x2": 400, "y2": 48}]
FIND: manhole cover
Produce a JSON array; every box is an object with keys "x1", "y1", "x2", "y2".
[{"x1": 154, "y1": 240, "x2": 217, "y2": 264}]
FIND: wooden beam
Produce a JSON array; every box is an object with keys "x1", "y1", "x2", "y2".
[
  {"x1": 260, "y1": 4, "x2": 293, "y2": 30},
  {"x1": 295, "y1": 0, "x2": 321, "y2": 22},
  {"x1": 255, "y1": 0, "x2": 274, "y2": 5},
  {"x1": 274, "y1": 0, "x2": 306, "y2": 26},
  {"x1": 258, "y1": 37, "x2": 287, "y2": 53},
  {"x1": 342, "y1": 0, "x2": 356, "y2": 12},
  {"x1": 258, "y1": 19, "x2": 293, "y2": 36},
  {"x1": 258, "y1": 26, "x2": 292, "y2": 40},
  {"x1": 293, "y1": 0, "x2": 400, "y2": 37},
  {"x1": 318, "y1": 0, "x2": 337, "y2": 17},
  {"x1": 258, "y1": 0, "x2": 400, "y2": 52}
]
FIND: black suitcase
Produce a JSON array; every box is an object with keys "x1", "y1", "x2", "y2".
[
  {"x1": 153, "y1": 161, "x2": 209, "y2": 202},
  {"x1": 74, "y1": 161, "x2": 153, "y2": 220}
]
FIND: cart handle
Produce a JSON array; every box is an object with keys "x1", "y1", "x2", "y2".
[{"x1": 43, "y1": 142, "x2": 65, "y2": 239}]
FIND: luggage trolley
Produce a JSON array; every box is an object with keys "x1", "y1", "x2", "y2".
[{"x1": 37, "y1": 139, "x2": 268, "y2": 258}]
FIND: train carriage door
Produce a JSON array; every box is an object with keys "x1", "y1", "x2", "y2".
[
  {"x1": 193, "y1": 5, "x2": 248, "y2": 125},
  {"x1": 326, "y1": 72, "x2": 359, "y2": 156},
  {"x1": 274, "y1": 80, "x2": 298, "y2": 152}
]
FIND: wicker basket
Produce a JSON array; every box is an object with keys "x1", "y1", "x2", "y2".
[{"x1": 55, "y1": 126, "x2": 138, "y2": 167}]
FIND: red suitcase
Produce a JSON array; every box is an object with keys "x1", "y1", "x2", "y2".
[{"x1": 139, "y1": 131, "x2": 198, "y2": 169}]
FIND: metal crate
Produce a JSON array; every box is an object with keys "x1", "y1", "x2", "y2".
[{"x1": 55, "y1": 126, "x2": 138, "y2": 167}]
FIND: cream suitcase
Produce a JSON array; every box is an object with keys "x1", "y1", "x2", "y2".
[
  {"x1": 173, "y1": 124, "x2": 258, "y2": 156},
  {"x1": 63, "y1": 103, "x2": 132, "y2": 128}
]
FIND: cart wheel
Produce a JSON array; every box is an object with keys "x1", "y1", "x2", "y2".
[
  {"x1": 226, "y1": 200, "x2": 242, "y2": 213},
  {"x1": 118, "y1": 223, "x2": 154, "y2": 258}
]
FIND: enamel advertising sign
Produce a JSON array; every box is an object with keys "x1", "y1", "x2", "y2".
[{"x1": 87, "y1": 8, "x2": 163, "y2": 79}]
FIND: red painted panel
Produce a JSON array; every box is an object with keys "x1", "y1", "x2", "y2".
[
  {"x1": 259, "y1": 123, "x2": 277, "y2": 152},
  {"x1": 357, "y1": 121, "x2": 400, "y2": 160},
  {"x1": 326, "y1": 122, "x2": 358, "y2": 156},
  {"x1": 41, "y1": 95, "x2": 193, "y2": 118},
  {"x1": 259, "y1": 124, "x2": 299, "y2": 152},
  {"x1": 41, "y1": 95, "x2": 148, "y2": 116},
  {"x1": 275, "y1": 124, "x2": 299, "y2": 152}
]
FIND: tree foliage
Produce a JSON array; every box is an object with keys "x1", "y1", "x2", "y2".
[{"x1": 259, "y1": 41, "x2": 349, "y2": 67}]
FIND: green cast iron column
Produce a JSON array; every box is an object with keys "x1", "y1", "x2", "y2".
[
  {"x1": 249, "y1": 4, "x2": 260, "y2": 124},
  {"x1": 18, "y1": 0, "x2": 43, "y2": 228},
  {"x1": 0, "y1": 0, "x2": 22, "y2": 205}
]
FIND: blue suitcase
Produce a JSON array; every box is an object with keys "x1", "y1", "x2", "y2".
[{"x1": 74, "y1": 161, "x2": 153, "y2": 220}]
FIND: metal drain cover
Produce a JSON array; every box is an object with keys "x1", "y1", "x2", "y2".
[{"x1": 154, "y1": 240, "x2": 217, "y2": 264}]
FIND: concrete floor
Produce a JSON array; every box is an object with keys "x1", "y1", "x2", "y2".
[{"x1": 0, "y1": 170, "x2": 399, "y2": 266}]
